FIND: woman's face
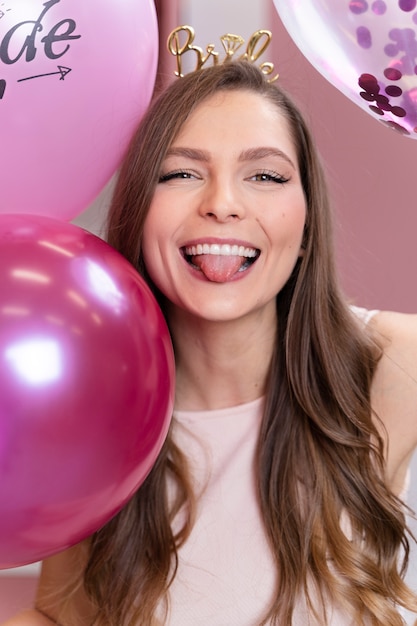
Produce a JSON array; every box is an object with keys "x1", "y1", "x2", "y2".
[{"x1": 142, "y1": 89, "x2": 306, "y2": 324}]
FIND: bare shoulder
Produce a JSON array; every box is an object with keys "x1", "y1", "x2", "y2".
[
  {"x1": 1, "y1": 610, "x2": 54, "y2": 625},
  {"x1": 370, "y1": 310, "x2": 417, "y2": 485},
  {"x1": 372, "y1": 310, "x2": 417, "y2": 391},
  {"x1": 35, "y1": 541, "x2": 94, "y2": 625},
  {"x1": 372, "y1": 309, "x2": 417, "y2": 348}
]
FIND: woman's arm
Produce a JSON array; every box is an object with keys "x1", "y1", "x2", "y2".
[
  {"x1": 1, "y1": 609, "x2": 56, "y2": 625},
  {"x1": 2, "y1": 541, "x2": 94, "y2": 626},
  {"x1": 34, "y1": 542, "x2": 95, "y2": 626}
]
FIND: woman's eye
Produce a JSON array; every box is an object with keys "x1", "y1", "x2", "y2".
[
  {"x1": 159, "y1": 170, "x2": 196, "y2": 183},
  {"x1": 251, "y1": 171, "x2": 290, "y2": 184}
]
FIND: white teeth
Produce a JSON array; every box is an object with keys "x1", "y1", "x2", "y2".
[{"x1": 185, "y1": 244, "x2": 258, "y2": 257}]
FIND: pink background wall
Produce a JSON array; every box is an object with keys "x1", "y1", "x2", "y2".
[{"x1": 269, "y1": 6, "x2": 416, "y2": 313}]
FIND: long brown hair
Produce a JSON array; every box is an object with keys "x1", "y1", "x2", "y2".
[{"x1": 79, "y1": 61, "x2": 415, "y2": 625}]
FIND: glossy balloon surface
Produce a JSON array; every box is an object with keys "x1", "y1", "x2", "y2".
[{"x1": 0, "y1": 214, "x2": 174, "y2": 568}]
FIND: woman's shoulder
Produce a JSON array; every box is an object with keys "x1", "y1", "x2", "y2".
[
  {"x1": 371, "y1": 309, "x2": 417, "y2": 372},
  {"x1": 369, "y1": 309, "x2": 417, "y2": 485},
  {"x1": 372, "y1": 308, "x2": 417, "y2": 335},
  {"x1": 351, "y1": 305, "x2": 417, "y2": 334},
  {"x1": 350, "y1": 306, "x2": 417, "y2": 363}
]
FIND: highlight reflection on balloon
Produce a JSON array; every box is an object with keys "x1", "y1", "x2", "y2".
[
  {"x1": 273, "y1": 0, "x2": 417, "y2": 137},
  {"x1": 0, "y1": 214, "x2": 175, "y2": 569}
]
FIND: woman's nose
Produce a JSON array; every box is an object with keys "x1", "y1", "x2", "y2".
[{"x1": 198, "y1": 180, "x2": 246, "y2": 222}]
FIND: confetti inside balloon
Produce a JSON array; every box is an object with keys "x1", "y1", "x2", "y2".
[{"x1": 273, "y1": 0, "x2": 417, "y2": 137}]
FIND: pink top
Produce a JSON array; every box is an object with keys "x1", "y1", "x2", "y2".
[
  {"x1": 160, "y1": 308, "x2": 382, "y2": 625},
  {"x1": 165, "y1": 399, "x2": 359, "y2": 625}
]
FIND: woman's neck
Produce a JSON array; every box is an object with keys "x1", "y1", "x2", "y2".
[{"x1": 168, "y1": 306, "x2": 277, "y2": 411}]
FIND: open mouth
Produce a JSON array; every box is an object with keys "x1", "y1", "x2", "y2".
[{"x1": 181, "y1": 243, "x2": 260, "y2": 282}]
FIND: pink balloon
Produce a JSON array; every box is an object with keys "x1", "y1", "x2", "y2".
[
  {"x1": 0, "y1": 214, "x2": 174, "y2": 568},
  {"x1": 0, "y1": 0, "x2": 158, "y2": 218},
  {"x1": 273, "y1": 0, "x2": 417, "y2": 137}
]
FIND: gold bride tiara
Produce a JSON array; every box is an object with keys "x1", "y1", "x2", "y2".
[{"x1": 167, "y1": 25, "x2": 278, "y2": 82}]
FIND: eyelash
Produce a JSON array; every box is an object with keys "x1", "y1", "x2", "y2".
[
  {"x1": 158, "y1": 169, "x2": 290, "y2": 184},
  {"x1": 159, "y1": 169, "x2": 195, "y2": 182},
  {"x1": 252, "y1": 171, "x2": 290, "y2": 184}
]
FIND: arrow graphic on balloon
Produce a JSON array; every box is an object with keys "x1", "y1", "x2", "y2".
[
  {"x1": 0, "y1": 66, "x2": 72, "y2": 101},
  {"x1": 17, "y1": 65, "x2": 72, "y2": 83}
]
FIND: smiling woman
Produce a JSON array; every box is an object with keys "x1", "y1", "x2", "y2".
[
  {"x1": 4, "y1": 59, "x2": 417, "y2": 626},
  {"x1": 142, "y1": 88, "x2": 306, "y2": 323}
]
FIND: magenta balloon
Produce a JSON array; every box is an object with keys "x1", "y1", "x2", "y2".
[
  {"x1": 0, "y1": 215, "x2": 174, "y2": 568},
  {"x1": 0, "y1": 0, "x2": 158, "y2": 218},
  {"x1": 273, "y1": 0, "x2": 417, "y2": 138}
]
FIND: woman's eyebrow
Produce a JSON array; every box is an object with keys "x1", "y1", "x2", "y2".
[
  {"x1": 164, "y1": 147, "x2": 210, "y2": 162},
  {"x1": 239, "y1": 147, "x2": 296, "y2": 169},
  {"x1": 164, "y1": 146, "x2": 296, "y2": 169}
]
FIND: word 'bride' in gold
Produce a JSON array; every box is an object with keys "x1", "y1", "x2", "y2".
[{"x1": 167, "y1": 25, "x2": 278, "y2": 82}]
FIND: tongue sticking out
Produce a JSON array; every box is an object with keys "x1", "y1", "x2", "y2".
[{"x1": 191, "y1": 254, "x2": 244, "y2": 283}]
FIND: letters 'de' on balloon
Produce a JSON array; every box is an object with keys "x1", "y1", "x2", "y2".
[
  {"x1": 273, "y1": 0, "x2": 417, "y2": 138},
  {"x1": 0, "y1": 214, "x2": 174, "y2": 569},
  {"x1": 0, "y1": 0, "x2": 158, "y2": 218}
]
